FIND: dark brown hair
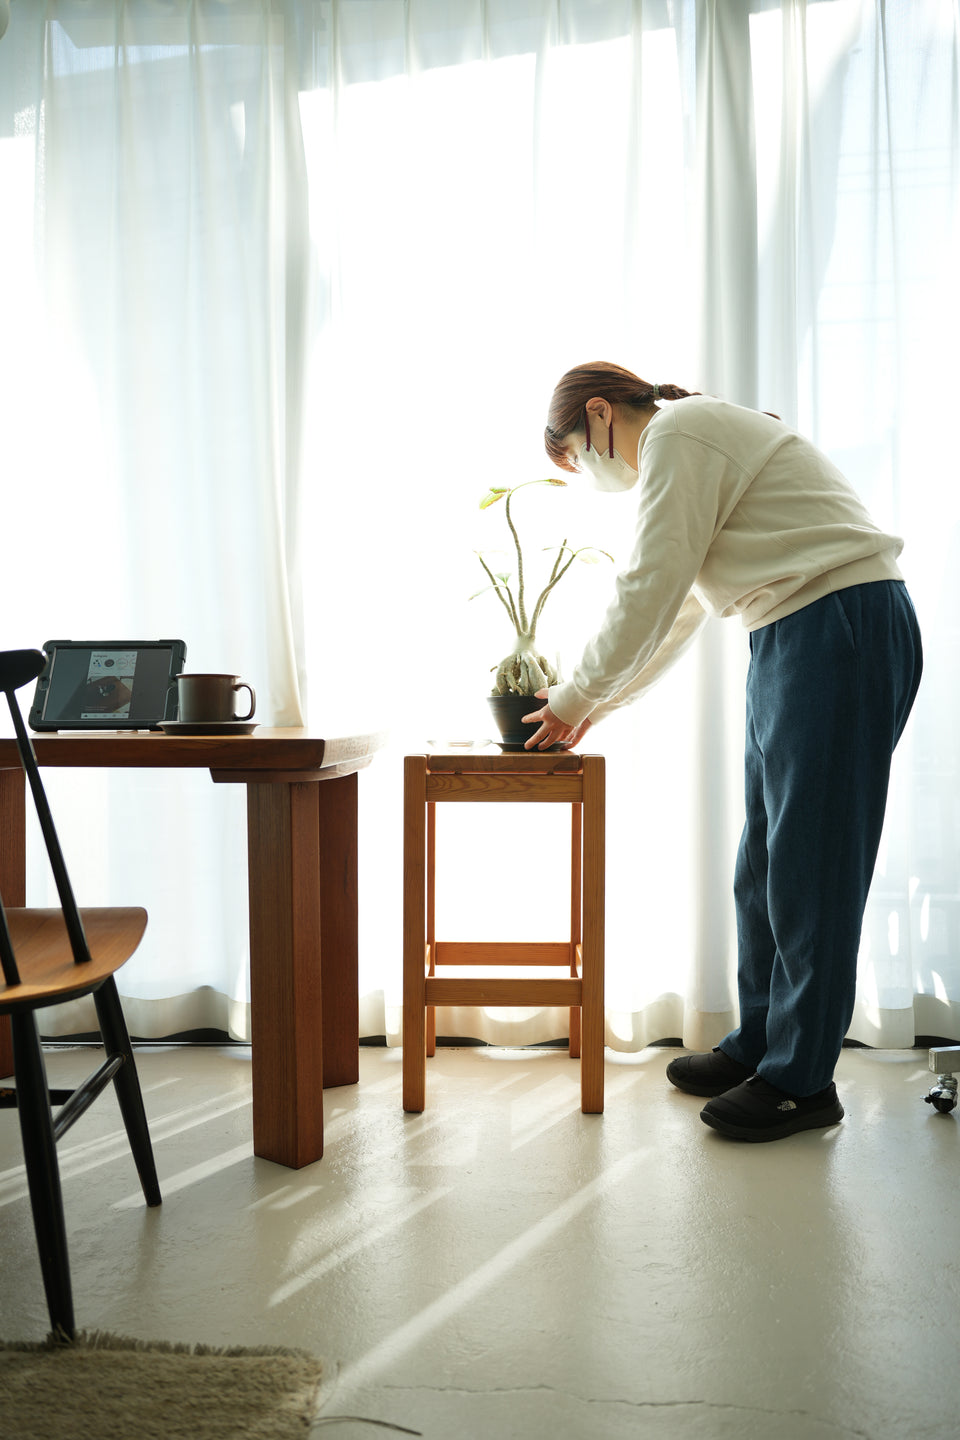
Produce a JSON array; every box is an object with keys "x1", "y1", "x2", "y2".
[{"x1": 544, "y1": 361, "x2": 701, "y2": 472}]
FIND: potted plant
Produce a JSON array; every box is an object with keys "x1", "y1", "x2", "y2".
[{"x1": 473, "y1": 480, "x2": 612, "y2": 747}]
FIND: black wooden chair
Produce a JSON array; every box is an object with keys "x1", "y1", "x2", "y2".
[{"x1": 0, "y1": 648, "x2": 161, "y2": 1339}]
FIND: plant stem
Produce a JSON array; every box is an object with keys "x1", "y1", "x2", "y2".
[
  {"x1": 504, "y1": 489, "x2": 528, "y2": 633},
  {"x1": 476, "y1": 553, "x2": 520, "y2": 631},
  {"x1": 531, "y1": 543, "x2": 579, "y2": 630}
]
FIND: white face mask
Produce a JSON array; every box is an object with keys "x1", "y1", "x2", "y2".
[{"x1": 576, "y1": 440, "x2": 640, "y2": 493}]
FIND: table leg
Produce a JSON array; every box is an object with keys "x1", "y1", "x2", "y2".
[
  {"x1": 245, "y1": 773, "x2": 360, "y2": 1168},
  {"x1": 246, "y1": 781, "x2": 325, "y2": 1168},
  {"x1": 0, "y1": 768, "x2": 26, "y2": 1078},
  {"x1": 316, "y1": 771, "x2": 359, "y2": 1088}
]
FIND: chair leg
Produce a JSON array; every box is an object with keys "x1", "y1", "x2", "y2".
[
  {"x1": 92, "y1": 978, "x2": 161, "y2": 1207},
  {"x1": 403, "y1": 757, "x2": 427, "y2": 1112},
  {"x1": 11, "y1": 1011, "x2": 75, "y2": 1339}
]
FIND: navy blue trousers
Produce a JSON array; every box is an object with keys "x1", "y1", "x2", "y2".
[{"x1": 720, "y1": 581, "x2": 922, "y2": 1096}]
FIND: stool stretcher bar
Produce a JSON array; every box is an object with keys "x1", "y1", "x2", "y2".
[{"x1": 432, "y1": 941, "x2": 575, "y2": 965}]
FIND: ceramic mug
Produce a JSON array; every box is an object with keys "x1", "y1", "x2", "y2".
[{"x1": 176, "y1": 673, "x2": 256, "y2": 724}]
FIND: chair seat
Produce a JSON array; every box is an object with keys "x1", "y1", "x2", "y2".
[{"x1": 0, "y1": 908, "x2": 148, "y2": 1011}]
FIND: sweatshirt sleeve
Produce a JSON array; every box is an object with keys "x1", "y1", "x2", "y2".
[
  {"x1": 578, "y1": 592, "x2": 709, "y2": 722},
  {"x1": 546, "y1": 429, "x2": 730, "y2": 727}
]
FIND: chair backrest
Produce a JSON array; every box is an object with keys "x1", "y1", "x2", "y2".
[{"x1": 0, "y1": 649, "x2": 92, "y2": 981}]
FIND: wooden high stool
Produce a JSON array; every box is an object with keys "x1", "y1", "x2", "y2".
[{"x1": 402, "y1": 749, "x2": 605, "y2": 1114}]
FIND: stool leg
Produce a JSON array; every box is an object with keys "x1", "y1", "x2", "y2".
[
  {"x1": 580, "y1": 756, "x2": 605, "y2": 1113},
  {"x1": 403, "y1": 756, "x2": 428, "y2": 1112},
  {"x1": 426, "y1": 800, "x2": 437, "y2": 1058},
  {"x1": 569, "y1": 801, "x2": 582, "y2": 1060}
]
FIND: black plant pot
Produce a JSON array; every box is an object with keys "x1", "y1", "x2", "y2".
[{"x1": 487, "y1": 694, "x2": 563, "y2": 751}]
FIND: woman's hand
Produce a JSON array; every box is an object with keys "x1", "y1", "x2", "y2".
[{"x1": 522, "y1": 690, "x2": 593, "y2": 750}]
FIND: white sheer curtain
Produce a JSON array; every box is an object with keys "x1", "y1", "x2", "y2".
[
  {"x1": 0, "y1": 0, "x2": 305, "y2": 1037},
  {"x1": 1, "y1": 0, "x2": 957, "y2": 1051}
]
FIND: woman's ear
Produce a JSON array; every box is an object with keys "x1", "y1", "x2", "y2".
[{"x1": 585, "y1": 396, "x2": 612, "y2": 425}]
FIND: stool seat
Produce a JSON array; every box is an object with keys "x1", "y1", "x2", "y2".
[{"x1": 402, "y1": 749, "x2": 605, "y2": 1113}]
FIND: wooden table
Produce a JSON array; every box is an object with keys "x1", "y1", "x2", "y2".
[{"x1": 0, "y1": 728, "x2": 385, "y2": 1168}]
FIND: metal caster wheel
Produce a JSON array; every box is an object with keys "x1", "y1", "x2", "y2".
[
  {"x1": 924, "y1": 1088, "x2": 957, "y2": 1115},
  {"x1": 924, "y1": 1047, "x2": 960, "y2": 1115}
]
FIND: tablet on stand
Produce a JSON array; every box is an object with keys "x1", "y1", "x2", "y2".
[{"x1": 28, "y1": 640, "x2": 187, "y2": 732}]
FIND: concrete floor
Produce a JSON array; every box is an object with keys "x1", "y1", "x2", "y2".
[{"x1": 0, "y1": 1042, "x2": 958, "y2": 1439}]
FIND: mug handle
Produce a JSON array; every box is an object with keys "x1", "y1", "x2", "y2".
[{"x1": 233, "y1": 682, "x2": 256, "y2": 722}]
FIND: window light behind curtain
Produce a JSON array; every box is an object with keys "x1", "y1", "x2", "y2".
[{"x1": 0, "y1": 1, "x2": 956, "y2": 1052}]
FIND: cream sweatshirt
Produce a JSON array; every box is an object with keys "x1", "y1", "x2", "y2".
[{"x1": 547, "y1": 396, "x2": 904, "y2": 728}]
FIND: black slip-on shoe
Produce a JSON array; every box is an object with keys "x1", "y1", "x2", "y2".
[
  {"x1": 665, "y1": 1047, "x2": 756, "y2": 1097},
  {"x1": 700, "y1": 1076, "x2": 844, "y2": 1142}
]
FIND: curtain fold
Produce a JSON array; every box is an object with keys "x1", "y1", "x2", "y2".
[{"x1": 0, "y1": 0, "x2": 957, "y2": 1050}]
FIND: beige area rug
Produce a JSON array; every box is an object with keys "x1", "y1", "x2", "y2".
[{"x1": 0, "y1": 1331, "x2": 327, "y2": 1440}]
